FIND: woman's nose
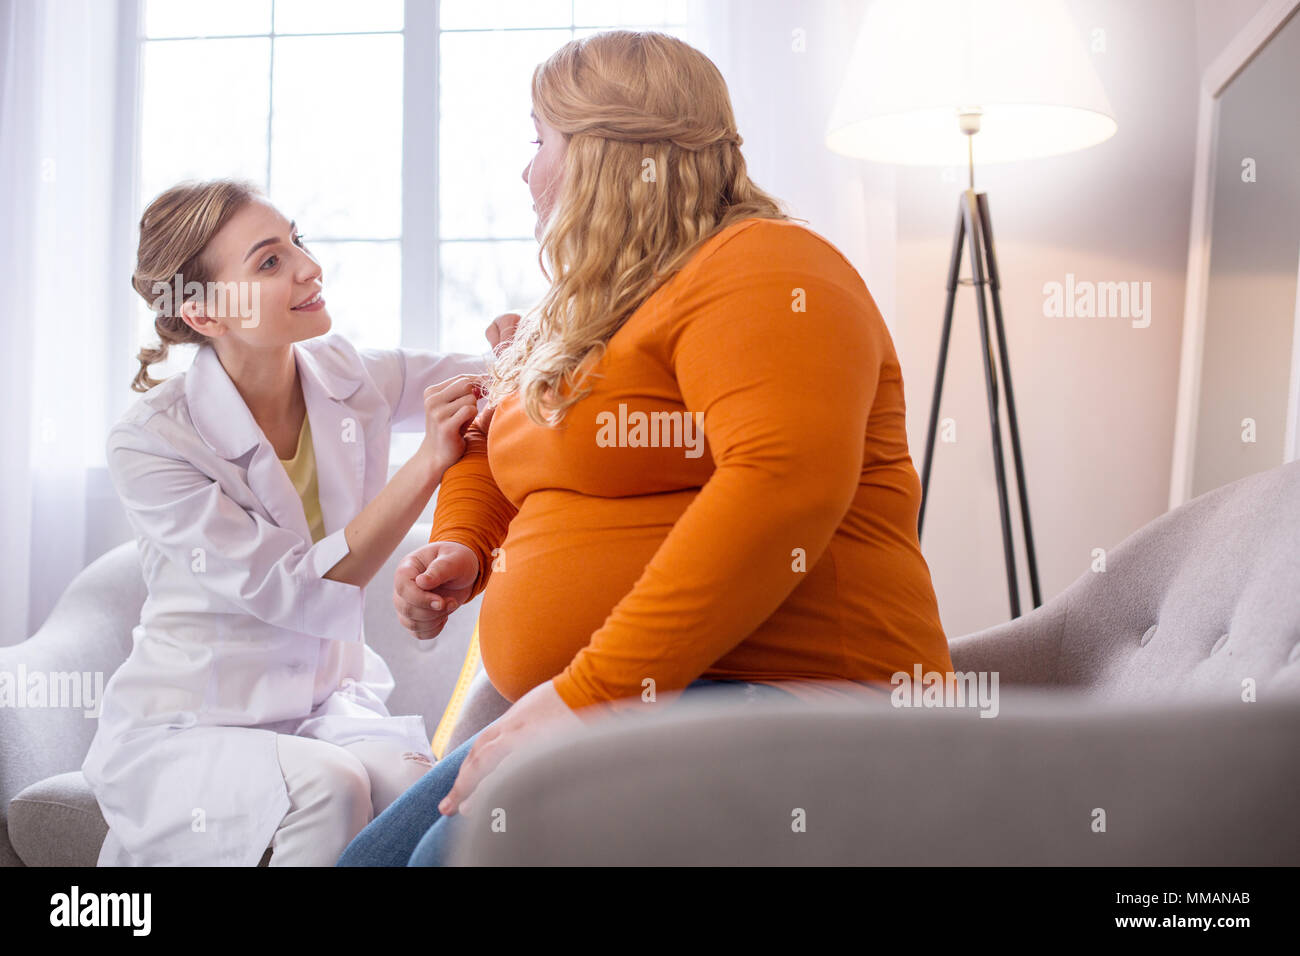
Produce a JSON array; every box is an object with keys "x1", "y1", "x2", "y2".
[
  {"x1": 298, "y1": 252, "x2": 322, "y2": 283},
  {"x1": 521, "y1": 160, "x2": 530, "y2": 185}
]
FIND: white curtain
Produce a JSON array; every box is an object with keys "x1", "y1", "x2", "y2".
[
  {"x1": 687, "y1": 0, "x2": 898, "y2": 331},
  {"x1": 0, "y1": 0, "x2": 126, "y2": 645}
]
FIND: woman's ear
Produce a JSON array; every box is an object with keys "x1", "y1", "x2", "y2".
[{"x1": 180, "y1": 297, "x2": 222, "y2": 338}]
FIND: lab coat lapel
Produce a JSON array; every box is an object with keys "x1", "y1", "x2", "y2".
[
  {"x1": 185, "y1": 342, "x2": 363, "y2": 544},
  {"x1": 295, "y1": 343, "x2": 365, "y2": 539}
]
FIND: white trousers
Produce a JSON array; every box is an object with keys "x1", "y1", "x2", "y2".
[{"x1": 262, "y1": 734, "x2": 434, "y2": 866}]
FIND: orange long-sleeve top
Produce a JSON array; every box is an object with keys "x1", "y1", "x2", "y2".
[{"x1": 431, "y1": 217, "x2": 953, "y2": 711}]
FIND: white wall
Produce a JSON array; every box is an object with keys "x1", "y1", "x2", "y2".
[
  {"x1": 1194, "y1": 0, "x2": 1269, "y2": 72},
  {"x1": 901, "y1": 0, "x2": 1204, "y2": 636}
]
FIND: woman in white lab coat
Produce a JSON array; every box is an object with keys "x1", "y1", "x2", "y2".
[{"x1": 82, "y1": 179, "x2": 512, "y2": 866}]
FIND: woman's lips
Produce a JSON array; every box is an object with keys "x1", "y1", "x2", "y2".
[{"x1": 292, "y1": 291, "x2": 325, "y2": 311}]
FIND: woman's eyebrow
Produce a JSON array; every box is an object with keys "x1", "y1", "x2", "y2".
[{"x1": 243, "y1": 220, "x2": 297, "y2": 262}]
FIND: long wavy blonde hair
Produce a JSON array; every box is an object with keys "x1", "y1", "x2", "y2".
[{"x1": 489, "y1": 30, "x2": 794, "y2": 426}]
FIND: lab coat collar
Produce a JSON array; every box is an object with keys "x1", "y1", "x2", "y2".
[
  {"x1": 185, "y1": 341, "x2": 362, "y2": 459},
  {"x1": 184, "y1": 340, "x2": 366, "y2": 545}
]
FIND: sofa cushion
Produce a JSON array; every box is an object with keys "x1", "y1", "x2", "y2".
[{"x1": 8, "y1": 771, "x2": 105, "y2": 867}]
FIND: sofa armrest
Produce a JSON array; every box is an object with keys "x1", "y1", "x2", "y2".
[
  {"x1": 445, "y1": 668, "x2": 511, "y2": 754},
  {"x1": 0, "y1": 542, "x2": 144, "y2": 866},
  {"x1": 948, "y1": 598, "x2": 1069, "y2": 685},
  {"x1": 447, "y1": 691, "x2": 1300, "y2": 865}
]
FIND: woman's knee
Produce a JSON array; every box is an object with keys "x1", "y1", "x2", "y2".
[
  {"x1": 269, "y1": 736, "x2": 376, "y2": 865},
  {"x1": 347, "y1": 742, "x2": 436, "y2": 816},
  {"x1": 278, "y1": 736, "x2": 374, "y2": 829}
]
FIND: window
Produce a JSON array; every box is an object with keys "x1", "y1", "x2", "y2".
[
  {"x1": 136, "y1": 0, "x2": 405, "y2": 378},
  {"x1": 133, "y1": 0, "x2": 688, "y2": 384},
  {"x1": 437, "y1": 0, "x2": 689, "y2": 353}
]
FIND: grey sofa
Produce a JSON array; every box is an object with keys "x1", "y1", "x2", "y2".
[
  {"x1": 445, "y1": 458, "x2": 1300, "y2": 865},
  {"x1": 4, "y1": 460, "x2": 1299, "y2": 865}
]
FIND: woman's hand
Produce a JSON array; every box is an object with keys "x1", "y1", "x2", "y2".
[
  {"x1": 392, "y1": 540, "x2": 479, "y2": 641},
  {"x1": 439, "y1": 680, "x2": 587, "y2": 817},
  {"x1": 418, "y1": 375, "x2": 480, "y2": 473},
  {"x1": 486, "y1": 312, "x2": 521, "y2": 351},
  {"x1": 475, "y1": 312, "x2": 520, "y2": 434}
]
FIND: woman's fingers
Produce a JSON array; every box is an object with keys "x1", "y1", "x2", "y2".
[
  {"x1": 393, "y1": 546, "x2": 477, "y2": 640},
  {"x1": 397, "y1": 611, "x2": 440, "y2": 640},
  {"x1": 485, "y1": 312, "x2": 521, "y2": 349},
  {"x1": 439, "y1": 733, "x2": 510, "y2": 816},
  {"x1": 448, "y1": 403, "x2": 478, "y2": 434},
  {"x1": 395, "y1": 558, "x2": 441, "y2": 607},
  {"x1": 395, "y1": 556, "x2": 461, "y2": 628},
  {"x1": 417, "y1": 553, "x2": 458, "y2": 591},
  {"x1": 392, "y1": 590, "x2": 446, "y2": 623},
  {"x1": 424, "y1": 376, "x2": 482, "y2": 409},
  {"x1": 474, "y1": 404, "x2": 497, "y2": 433},
  {"x1": 435, "y1": 392, "x2": 479, "y2": 422},
  {"x1": 425, "y1": 373, "x2": 479, "y2": 395}
]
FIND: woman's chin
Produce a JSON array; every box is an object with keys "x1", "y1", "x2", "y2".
[{"x1": 294, "y1": 311, "x2": 332, "y2": 340}]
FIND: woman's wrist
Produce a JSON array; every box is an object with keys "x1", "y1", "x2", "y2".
[
  {"x1": 414, "y1": 439, "x2": 453, "y2": 481},
  {"x1": 444, "y1": 539, "x2": 483, "y2": 593}
]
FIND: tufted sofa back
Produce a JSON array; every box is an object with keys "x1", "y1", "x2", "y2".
[{"x1": 950, "y1": 460, "x2": 1300, "y2": 702}]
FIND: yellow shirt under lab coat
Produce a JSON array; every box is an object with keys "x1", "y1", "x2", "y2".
[
  {"x1": 279, "y1": 413, "x2": 341, "y2": 703},
  {"x1": 278, "y1": 413, "x2": 326, "y2": 544}
]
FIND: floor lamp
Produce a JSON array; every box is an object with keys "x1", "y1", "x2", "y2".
[{"x1": 826, "y1": 0, "x2": 1117, "y2": 618}]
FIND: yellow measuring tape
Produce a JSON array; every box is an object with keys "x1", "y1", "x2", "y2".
[{"x1": 430, "y1": 619, "x2": 481, "y2": 760}]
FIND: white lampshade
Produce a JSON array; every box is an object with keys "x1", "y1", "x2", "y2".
[{"x1": 826, "y1": 0, "x2": 1117, "y2": 165}]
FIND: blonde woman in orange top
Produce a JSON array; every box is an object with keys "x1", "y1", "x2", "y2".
[{"x1": 338, "y1": 30, "x2": 952, "y2": 867}]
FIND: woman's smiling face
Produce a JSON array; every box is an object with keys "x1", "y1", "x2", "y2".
[
  {"x1": 181, "y1": 197, "x2": 331, "y2": 348},
  {"x1": 523, "y1": 110, "x2": 566, "y2": 240}
]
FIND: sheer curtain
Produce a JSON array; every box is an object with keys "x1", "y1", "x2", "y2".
[
  {"x1": 0, "y1": 0, "x2": 130, "y2": 645},
  {"x1": 688, "y1": 0, "x2": 898, "y2": 331}
]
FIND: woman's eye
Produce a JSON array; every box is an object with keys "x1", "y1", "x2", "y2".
[
  {"x1": 293, "y1": 233, "x2": 307, "y2": 248},
  {"x1": 259, "y1": 254, "x2": 278, "y2": 271},
  {"x1": 531, "y1": 138, "x2": 542, "y2": 146}
]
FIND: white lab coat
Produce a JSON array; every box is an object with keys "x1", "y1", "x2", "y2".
[{"x1": 82, "y1": 333, "x2": 483, "y2": 866}]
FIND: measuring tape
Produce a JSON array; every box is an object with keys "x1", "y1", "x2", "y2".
[{"x1": 430, "y1": 618, "x2": 481, "y2": 760}]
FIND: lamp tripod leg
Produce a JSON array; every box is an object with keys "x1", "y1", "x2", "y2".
[
  {"x1": 963, "y1": 190, "x2": 1022, "y2": 618},
  {"x1": 975, "y1": 192, "x2": 1042, "y2": 609},
  {"x1": 918, "y1": 199, "x2": 967, "y2": 537}
]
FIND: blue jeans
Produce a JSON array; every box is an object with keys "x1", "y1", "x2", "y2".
[{"x1": 336, "y1": 678, "x2": 792, "y2": 867}]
